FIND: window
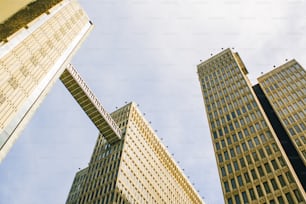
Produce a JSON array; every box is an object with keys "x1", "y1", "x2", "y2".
[
  {"x1": 224, "y1": 181, "x2": 230, "y2": 192},
  {"x1": 286, "y1": 172, "x2": 294, "y2": 183},
  {"x1": 265, "y1": 146, "x2": 272, "y2": 155},
  {"x1": 278, "y1": 175, "x2": 286, "y2": 187},
  {"x1": 234, "y1": 161, "x2": 239, "y2": 171},
  {"x1": 234, "y1": 194, "x2": 240, "y2": 204},
  {"x1": 236, "y1": 145, "x2": 241, "y2": 154},
  {"x1": 285, "y1": 193, "x2": 294, "y2": 204},
  {"x1": 224, "y1": 151, "x2": 229, "y2": 160},
  {"x1": 264, "y1": 163, "x2": 271, "y2": 173},
  {"x1": 271, "y1": 160, "x2": 279, "y2": 170},
  {"x1": 294, "y1": 189, "x2": 303, "y2": 202},
  {"x1": 227, "y1": 137, "x2": 232, "y2": 145},
  {"x1": 242, "y1": 191, "x2": 248, "y2": 203},
  {"x1": 271, "y1": 178, "x2": 278, "y2": 190},
  {"x1": 251, "y1": 169, "x2": 258, "y2": 180},
  {"x1": 227, "y1": 164, "x2": 233, "y2": 174},
  {"x1": 230, "y1": 148, "x2": 235, "y2": 157},
  {"x1": 231, "y1": 178, "x2": 237, "y2": 189},
  {"x1": 259, "y1": 149, "x2": 265, "y2": 159},
  {"x1": 249, "y1": 188, "x2": 256, "y2": 200},
  {"x1": 242, "y1": 142, "x2": 247, "y2": 151},
  {"x1": 240, "y1": 158, "x2": 246, "y2": 168},
  {"x1": 278, "y1": 157, "x2": 286, "y2": 167},
  {"x1": 258, "y1": 166, "x2": 264, "y2": 177},
  {"x1": 227, "y1": 198, "x2": 233, "y2": 204},
  {"x1": 221, "y1": 167, "x2": 226, "y2": 176},
  {"x1": 246, "y1": 155, "x2": 252, "y2": 164},
  {"x1": 237, "y1": 175, "x2": 243, "y2": 186},
  {"x1": 277, "y1": 196, "x2": 285, "y2": 204},
  {"x1": 256, "y1": 185, "x2": 263, "y2": 197},
  {"x1": 218, "y1": 154, "x2": 223, "y2": 162},
  {"x1": 244, "y1": 172, "x2": 250, "y2": 183},
  {"x1": 248, "y1": 140, "x2": 254, "y2": 148},
  {"x1": 252, "y1": 151, "x2": 259, "y2": 161},
  {"x1": 263, "y1": 182, "x2": 271, "y2": 194}
]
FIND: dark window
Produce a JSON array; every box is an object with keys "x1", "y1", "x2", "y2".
[
  {"x1": 271, "y1": 178, "x2": 278, "y2": 190},
  {"x1": 251, "y1": 169, "x2": 258, "y2": 180},
  {"x1": 249, "y1": 188, "x2": 256, "y2": 200},
  {"x1": 242, "y1": 191, "x2": 248, "y2": 203},
  {"x1": 224, "y1": 181, "x2": 230, "y2": 192},
  {"x1": 244, "y1": 172, "x2": 250, "y2": 183},
  {"x1": 277, "y1": 196, "x2": 285, "y2": 204},
  {"x1": 256, "y1": 185, "x2": 263, "y2": 197},
  {"x1": 234, "y1": 194, "x2": 240, "y2": 204},
  {"x1": 264, "y1": 163, "x2": 271, "y2": 173},
  {"x1": 231, "y1": 178, "x2": 237, "y2": 189},
  {"x1": 278, "y1": 175, "x2": 286, "y2": 187},
  {"x1": 285, "y1": 193, "x2": 294, "y2": 204},
  {"x1": 237, "y1": 175, "x2": 243, "y2": 186},
  {"x1": 263, "y1": 182, "x2": 271, "y2": 194}
]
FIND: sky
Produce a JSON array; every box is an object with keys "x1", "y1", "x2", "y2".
[{"x1": 0, "y1": 0, "x2": 306, "y2": 203}]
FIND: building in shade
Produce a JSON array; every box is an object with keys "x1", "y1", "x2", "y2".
[
  {"x1": 0, "y1": 0, "x2": 93, "y2": 161},
  {"x1": 66, "y1": 102, "x2": 204, "y2": 204},
  {"x1": 197, "y1": 48, "x2": 305, "y2": 203}
]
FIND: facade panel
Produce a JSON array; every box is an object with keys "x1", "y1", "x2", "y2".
[
  {"x1": 197, "y1": 48, "x2": 305, "y2": 203},
  {"x1": 66, "y1": 102, "x2": 204, "y2": 204},
  {"x1": 0, "y1": 0, "x2": 93, "y2": 161}
]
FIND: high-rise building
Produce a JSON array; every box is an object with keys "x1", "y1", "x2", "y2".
[
  {"x1": 66, "y1": 102, "x2": 204, "y2": 204},
  {"x1": 197, "y1": 48, "x2": 305, "y2": 203},
  {"x1": 0, "y1": 0, "x2": 93, "y2": 161}
]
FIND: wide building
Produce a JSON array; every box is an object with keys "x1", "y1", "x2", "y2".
[
  {"x1": 66, "y1": 102, "x2": 204, "y2": 204},
  {"x1": 0, "y1": 0, "x2": 93, "y2": 161},
  {"x1": 197, "y1": 48, "x2": 305, "y2": 204}
]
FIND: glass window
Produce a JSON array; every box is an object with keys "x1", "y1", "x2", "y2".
[
  {"x1": 271, "y1": 178, "x2": 278, "y2": 190},
  {"x1": 234, "y1": 161, "x2": 239, "y2": 171},
  {"x1": 221, "y1": 167, "x2": 226, "y2": 176},
  {"x1": 271, "y1": 160, "x2": 279, "y2": 170},
  {"x1": 263, "y1": 182, "x2": 271, "y2": 194},
  {"x1": 264, "y1": 163, "x2": 271, "y2": 173},
  {"x1": 285, "y1": 193, "x2": 294, "y2": 204},
  {"x1": 278, "y1": 175, "x2": 286, "y2": 187},
  {"x1": 231, "y1": 178, "x2": 237, "y2": 189},
  {"x1": 249, "y1": 188, "x2": 256, "y2": 200},
  {"x1": 278, "y1": 196, "x2": 285, "y2": 204},
  {"x1": 258, "y1": 166, "x2": 264, "y2": 177},
  {"x1": 234, "y1": 194, "x2": 240, "y2": 204},
  {"x1": 242, "y1": 191, "x2": 248, "y2": 203},
  {"x1": 227, "y1": 198, "x2": 233, "y2": 204},
  {"x1": 294, "y1": 189, "x2": 303, "y2": 202},
  {"x1": 224, "y1": 181, "x2": 230, "y2": 192},
  {"x1": 240, "y1": 158, "x2": 246, "y2": 168},
  {"x1": 244, "y1": 172, "x2": 250, "y2": 183},
  {"x1": 227, "y1": 137, "x2": 232, "y2": 145},
  {"x1": 224, "y1": 151, "x2": 229, "y2": 160},
  {"x1": 237, "y1": 175, "x2": 243, "y2": 186},
  {"x1": 251, "y1": 169, "x2": 258, "y2": 180},
  {"x1": 227, "y1": 164, "x2": 233, "y2": 174},
  {"x1": 256, "y1": 185, "x2": 264, "y2": 197},
  {"x1": 242, "y1": 142, "x2": 247, "y2": 151}
]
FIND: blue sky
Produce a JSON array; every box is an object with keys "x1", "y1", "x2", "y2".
[{"x1": 0, "y1": 0, "x2": 306, "y2": 203}]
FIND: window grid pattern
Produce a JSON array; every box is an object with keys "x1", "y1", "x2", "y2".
[
  {"x1": 258, "y1": 61, "x2": 306, "y2": 164},
  {"x1": 66, "y1": 103, "x2": 204, "y2": 204},
  {"x1": 0, "y1": 0, "x2": 89, "y2": 130},
  {"x1": 197, "y1": 49, "x2": 305, "y2": 204}
]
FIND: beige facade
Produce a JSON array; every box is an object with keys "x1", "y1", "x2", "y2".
[
  {"x1": 66, "y1": 102, "x2": 204, "y2": 204},
  {"x1": 258, "y1": 60, "x2": 306, "y2": 165},
  {"x1": 197, "y1": 49, "x2": 305, "y2": 203},
  {"x1": 0, "y1": 0, "x2": 93, "y2": 161}
]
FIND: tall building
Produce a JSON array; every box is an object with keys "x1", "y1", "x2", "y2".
[
  {"x1": 66, "y1": 102, "x2": 204, "y2": 204},
  {"x1": 197, "y1": 48, "x2": 305, "y2": 204},
  {"x1": 0, "y1": 0, "x2": 93, "y2": 161}
]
